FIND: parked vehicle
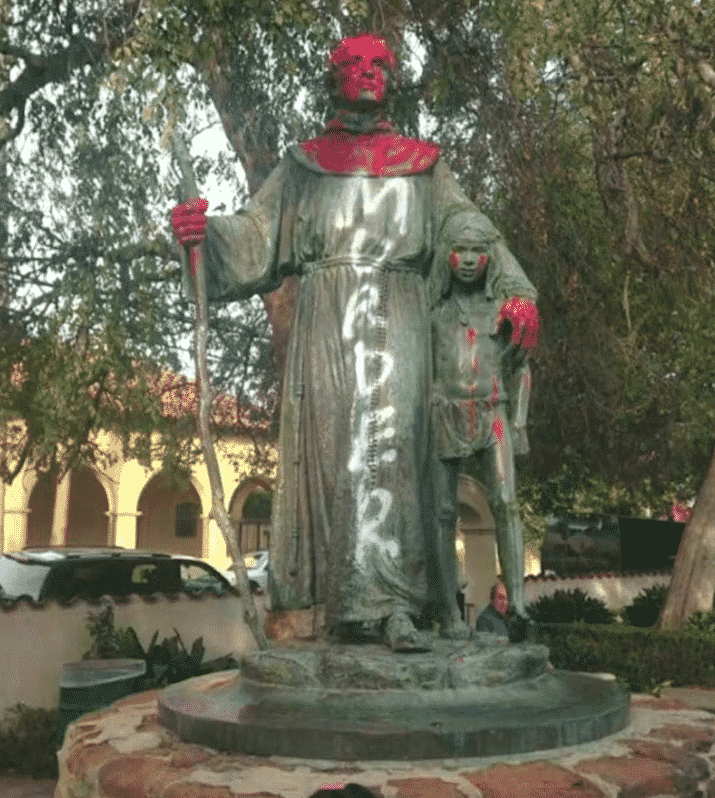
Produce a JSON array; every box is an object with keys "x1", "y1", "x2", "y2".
[
  {"x1": 541, "y1": 515, "x2": 685, "y2": 576},
  {"x1": 0, "y1": 546, "x2": 236, "y2": 602},
  {"x1": 223, "y1": 550, "x2": 269, "y2": 594}
]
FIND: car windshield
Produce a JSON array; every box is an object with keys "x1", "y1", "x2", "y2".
[
  {"x1": 244, "y1": 551, "x2": 267, "y2": 569},
  {"x1": 0, "y1": 556, "x2": 52, "y2": 601}
]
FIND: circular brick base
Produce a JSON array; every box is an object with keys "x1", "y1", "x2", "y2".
[{"x1": 56, "y1": 683, "x2": 715, "y2": 798}]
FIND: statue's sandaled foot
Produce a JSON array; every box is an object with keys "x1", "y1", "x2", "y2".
[
  {"x1": 383, "y1": 613, "x2": 432, "y2": 652},
  {"x1": 440, "y1": 616, "x2": 471, "y2": 640}
]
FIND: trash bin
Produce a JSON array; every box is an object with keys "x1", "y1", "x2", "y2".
[{"x1": 56, "y1": 659, "x2": 147, "y2": 748}]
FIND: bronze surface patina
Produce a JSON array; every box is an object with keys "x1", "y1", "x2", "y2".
[{"x1": 165, "y1": 33, "x2": 629, "y2": 759}]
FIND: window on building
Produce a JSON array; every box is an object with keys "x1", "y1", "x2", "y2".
[{"x1": 175, "y1": 502, "x2": 199, "y2": 538}]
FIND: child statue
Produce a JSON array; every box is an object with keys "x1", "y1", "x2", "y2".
[{"x1": 429, "y1": 209, "x2": 539, "y2": 636}]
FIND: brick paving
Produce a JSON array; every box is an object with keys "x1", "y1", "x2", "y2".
[{"x1": 4, "y1": 685, "x2": 715, "y2": 798}]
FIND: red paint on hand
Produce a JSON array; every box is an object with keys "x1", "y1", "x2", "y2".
[
  {"x1": 497, "y1": 297, "x2": 540, "y2": 351},
  {"x1": 171, "y1": 197, "x2": 208, "y2": 246}
]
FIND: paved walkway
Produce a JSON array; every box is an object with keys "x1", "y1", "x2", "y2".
[
  {"x1": 0, "y1": 777, "x2": 56, "y2": 798},
  {"x1": 4, "y1": 685, "x2": 715, "y2": 798}
]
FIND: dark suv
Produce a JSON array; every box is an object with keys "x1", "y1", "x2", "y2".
[{"x1": 0, "y1": 546, "x2": 236, "y2": 602}]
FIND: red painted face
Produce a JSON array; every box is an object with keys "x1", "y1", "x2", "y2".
[
  {"x1": 330, "y1": 35, "x2": 395, "y2": 105},
  {"x1": 449, "y1": 245, "x2": 489, "y2": 283}
]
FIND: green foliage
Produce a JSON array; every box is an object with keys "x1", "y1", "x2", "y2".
[
  {"x1": 527, "y1": 589, "x2": 617, "y2": 625},
  {"x1": 3, "y1": 0, "x2": 715, "y2": 496},
  {"x1": 536, "y1": 623, "x2": 715, "y2": 692},
  {"x1": 0, "y1": 704, "x2": 58, "y2": 778},
  {"x1": 486, "y1": 0, "x2": 715, "y2": 485},
  {"x1": 687, "y1": 610, "x2": 715, "y2": 636},
  {"x1": 82, "y1": 604, "x2": 140, "y2": 659},
  {"x1": 623, "y1": 584, "x2": 669, "y2": 628},
  {"x1": 82, "y1": 604, "x2": 238, "y2": 687},
  {"x1": 242, "y1": 489, "x2": 272, "y2": 520}
]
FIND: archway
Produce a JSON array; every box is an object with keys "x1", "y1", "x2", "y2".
[
  {"x1": 66, "y1": 467, "x2": 109, "y2": 546},
  {"x1": 136, "y1": 472, "x2": 203, "y2": 557},
  {"x1": 457, "y1": 475, "x2": 497, "y2": 626},
  {"x1": 229, "y1": 478, "x2": 272, "y2": 554},
  {"x1": 26, "y1": 472, "x2": 54, "y2": 547}
]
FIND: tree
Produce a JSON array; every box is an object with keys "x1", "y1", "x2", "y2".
[
  {"x1": 2, "y1": 0, "x2": 714, "y2": 544},
  {"x1": 658, "y1": 447, "x2": 715, "y2": 629},
  {"x1": 490, "y1": 0, "x2": 715, "y2": 485},
  {"x1": 492, "y1": 0, "x2": 715, "y2": 624}
]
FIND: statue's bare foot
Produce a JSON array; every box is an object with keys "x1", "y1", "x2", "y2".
[
  {"x1": 440, "y1": 616, "x2": 471, "y2": 640},
  {"x1": 383, "y1": 613, "x2": 432, "y2": 652}
]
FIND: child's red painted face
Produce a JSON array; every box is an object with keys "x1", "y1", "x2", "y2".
[{"x1": 449, "y1": 245, "x2": 489, "y2": 283}]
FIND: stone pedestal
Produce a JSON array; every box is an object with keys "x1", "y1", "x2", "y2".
[
  {"x1": 56, "y1": 682, "x2": 715, "y2": 798},
  {"x1": 158, "y1": 636, "x2": 629, "y2": 760}
]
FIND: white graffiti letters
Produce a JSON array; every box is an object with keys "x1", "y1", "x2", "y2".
[
  {"x1": 345, "y1": 271, "x2": 398, "y2": 566},
  {"x1": 342, "y1": 283, "x2": 379, "y2": 341},
  {"x1": 354, "y1": 342, "x2": 394, "y2": 397},
  {"x1": 354, "y1": 484, "x2": 398, "y2": 565},
  {"x1": 348, "y1": 407, "x2": 397, "y2": 474}
]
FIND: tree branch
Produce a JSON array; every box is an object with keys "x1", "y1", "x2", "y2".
[
  {"x1": 0, "y1": 35, "x2": 105, "y2": 146},
  {"x1": 0, "y1": 0, "x2": 147, "y2": 149}
]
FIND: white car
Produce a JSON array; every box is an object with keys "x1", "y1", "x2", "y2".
[{"x1": 223, "y1": 550, "x2": 269, "y2": 594}]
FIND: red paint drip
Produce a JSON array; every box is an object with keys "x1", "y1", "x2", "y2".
[
  {"x1": 492, "y1": 417, "x2": 504, "y2": 444},
  {"x1": 491, "y1": 376, "x2": 500, "y2": 404},
  {"x1": 189, "y1": 248, "x2": 201, "y2": 279},
  {"x1": 472, "y1": 355, "x2": 479, "y2": 373},
  {"x1": 466, "y1": 327, "x2": 477, "y2": 346}
]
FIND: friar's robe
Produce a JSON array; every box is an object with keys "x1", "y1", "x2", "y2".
[{"x1": 195, "y1": 127, "x2": 507, "y2": 630}]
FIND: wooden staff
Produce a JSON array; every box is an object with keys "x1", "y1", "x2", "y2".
[{"x1": 170, "y1": 132, "x2": 270, "y2": 651}]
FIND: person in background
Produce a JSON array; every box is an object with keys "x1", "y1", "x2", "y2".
[{"x1": 476, "y1": 581, "x2": 510, "y2": 638}]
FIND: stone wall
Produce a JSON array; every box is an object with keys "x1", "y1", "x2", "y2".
[
  {"x1": 524, "y1": 572, "x2": 671, "y2": 612},
  {"x1": 0, "y1": 592, "x2": 266, "y2": 715}
]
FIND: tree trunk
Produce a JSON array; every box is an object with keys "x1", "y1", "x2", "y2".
[
  {"x1": 658, "y1": 447, "x2": 715, "y2": 630},
  {"x1": 51, "y1": 469, "x2": 71, "y2": 546}
]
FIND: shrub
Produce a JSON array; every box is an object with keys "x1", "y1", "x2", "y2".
[
  {"x1": 527, "y1": 588, "x2": 617, "y2": 625},
  {"x1": 83, "y1": 604, "x2": 239, "y2": 688},
  {"x1": 535, "y1": 623, "x2": 715, "y2": 692},
  {"x1": 688, "y1": 609, "x2": 715, "y2": 634},
  {"x1": 622, "y1": 584, "x2": 669, "y2": 627},
  {"x1": 0, "y1": 704, "x2": 58, "y2": 778}
]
